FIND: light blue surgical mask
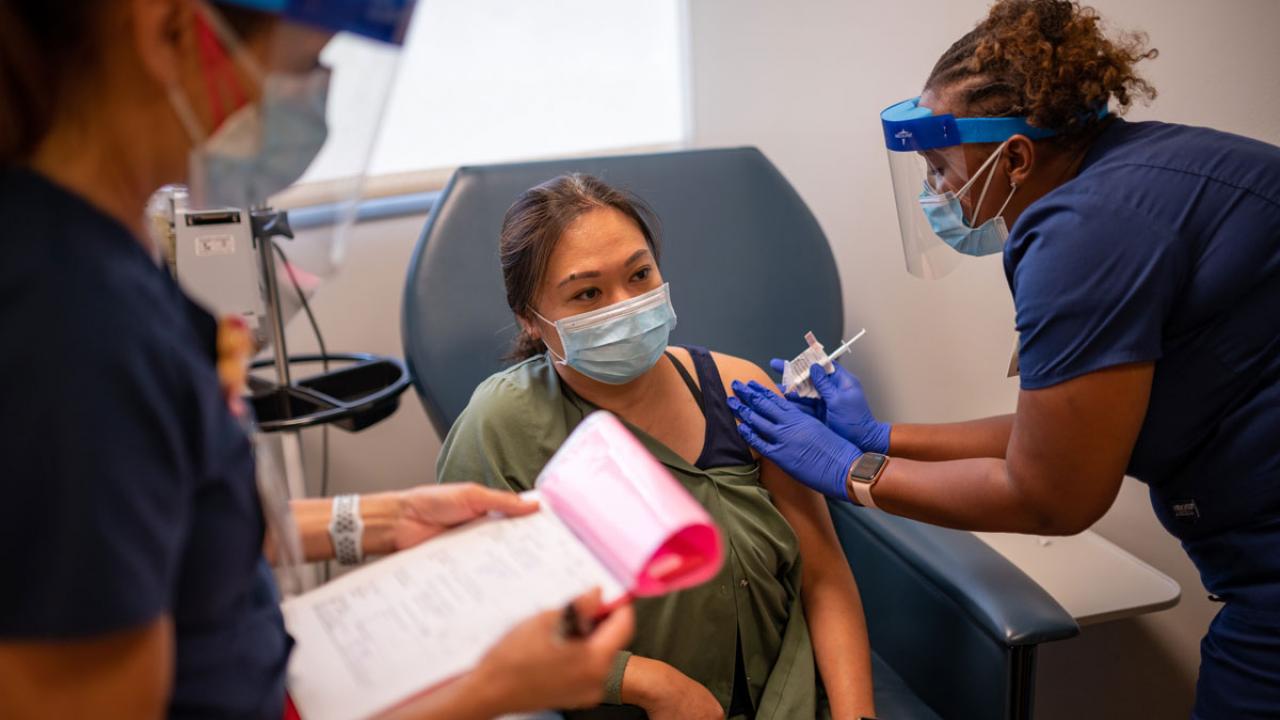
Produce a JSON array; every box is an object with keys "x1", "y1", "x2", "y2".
[
  {"x1": 533, "y1": 283, "x2": 678, "y2": 385},
  {"x1": 918, "y1": 140, "x2": 1018, "y2": 257},
  {"x1": 196, "y1": 68, "x2": 332, "y2": 208},
  {"x1": 169, "y1": 66, "x2": 331, "y2": 209}
]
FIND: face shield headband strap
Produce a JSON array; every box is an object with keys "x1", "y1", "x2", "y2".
[{"x1": 881, "y1": 96, "x2": 1108, "y2": 152}]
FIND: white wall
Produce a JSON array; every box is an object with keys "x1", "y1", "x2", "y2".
[{"x1": 686, "y1": 0, "x2": 1280, "y2": 717}]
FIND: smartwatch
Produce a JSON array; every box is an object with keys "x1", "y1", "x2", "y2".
[{"x1": 846, "y1": 453, "x2": 889, "y2": 509}]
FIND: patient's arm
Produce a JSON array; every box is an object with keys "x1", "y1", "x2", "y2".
[
  {"x1": 618, "y1": 655, "x2": 724, "y2": 720},
  {"x1": 761, "y1": 458, "x2": 876, "y2": 718},
  {"x1": 721, "y1": 356, "x2": 877, "y2": 719}
]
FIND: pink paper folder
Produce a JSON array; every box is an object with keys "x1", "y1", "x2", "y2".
[{"x1": 538, "y1": 410, "x2": 725, "y2": 599}]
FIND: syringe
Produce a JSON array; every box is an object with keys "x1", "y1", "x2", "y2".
[{"x1": 787, "y1": 328, "x2": 867, "y2": 388}]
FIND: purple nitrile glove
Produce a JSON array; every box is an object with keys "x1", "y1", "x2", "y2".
[
  {"x1": 808, "y1": 362, "x2": 891, "y2": 455},
  {"x1": 727, "y1": 379, "x2": 862, "y2": 502}
]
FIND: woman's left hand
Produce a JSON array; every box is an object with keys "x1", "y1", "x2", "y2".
[{"x1": 390, "y1": 483, "x2": 540, "y2": 551}]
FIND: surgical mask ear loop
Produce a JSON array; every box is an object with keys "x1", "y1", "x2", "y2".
[
  {"x1": 529, "y1": 308, "x2": 569, "y2": 365},
  {"x1": 195, "y1": 1, "x2": 266, "y2": 87},
  {"x1": 955, "y1": 139, "x2": 1008, "y2": 197},
  {"x1": 166, "y1": 0, "x2": 263, "y2": 154},
  {"x1": 168, "y1": 85, "x2": 208, "y2": 145},
  {"x1": 960, "y1": 140, "x2": 1008, "y2": 226},
  {"x1": 994, "y1": 181, "x2": 1019, "y2": 222}
]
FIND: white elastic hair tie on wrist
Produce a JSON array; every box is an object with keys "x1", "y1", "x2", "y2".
[{"x1": 329, "y1": 494, "x2": 364, "y2": 565}]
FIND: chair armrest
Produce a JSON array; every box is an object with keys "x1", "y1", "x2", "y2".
[
  {"x1": 830, "y1": 502, "x2": 1078, "y2": 720},
  {"x1": 834, "y1": 499, "x2": 1075, "y2": 645},
  {"x1": 830, "y1": 502, "x2": 1078, "y2": 646}
]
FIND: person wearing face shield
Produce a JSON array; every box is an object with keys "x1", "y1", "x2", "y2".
[
  {"x1": 0, "y1": 2, "x2": 632, "y2": 718},
  {"x1": 728, "y1": 1, "x2": 1280, "y2": 716}
]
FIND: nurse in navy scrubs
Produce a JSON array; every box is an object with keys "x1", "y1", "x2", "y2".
[
  {"x1": 729, "y1": 1, "x2": 1280, "y2": 716},
  {"x1": 0, "y1": 1, "x2": 630, "y2": 718}
]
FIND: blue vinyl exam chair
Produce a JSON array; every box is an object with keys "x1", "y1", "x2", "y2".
[{"x1": 402, "y1": 147, "x2": 1078, "y2": 719}]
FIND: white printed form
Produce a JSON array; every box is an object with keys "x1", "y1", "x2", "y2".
[{"x1": 282, "y1": 499, "x2": 625, "y2": 720}]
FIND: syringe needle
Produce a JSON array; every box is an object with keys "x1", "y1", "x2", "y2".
[
  {"x1": 825, "y1": 328, "x2": 868, "y2": 364},
  {"x1": 789, "y1": 328, "x2": 867, "y2": 388}
]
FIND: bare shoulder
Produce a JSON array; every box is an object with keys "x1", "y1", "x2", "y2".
[{"x1": 708, "y1": 351, "x2": 774, "y2": 396}]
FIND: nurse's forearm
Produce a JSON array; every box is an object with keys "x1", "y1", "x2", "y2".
[
  {"x1": 874, "y1": 456, "x2": 1072, "y2": 534},
  {"x1": 889, "y1": 414, "x2": 1013, "y2": 461},
  {"x1": 265, "y1": 494, "x2": 403, "y2": 564}
]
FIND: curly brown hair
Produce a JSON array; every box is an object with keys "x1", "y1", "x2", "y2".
[{"x1": 925, "y1": 0, "x2": 1158, "y2": 139}]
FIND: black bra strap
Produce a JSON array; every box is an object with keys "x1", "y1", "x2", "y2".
[{"x1": 665, "y1": 351, "x2": 704, "y2": 407}]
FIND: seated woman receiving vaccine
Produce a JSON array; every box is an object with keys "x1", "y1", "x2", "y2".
[{"x1": 436, "y1": 174, "x2": 876, "y2": 719}]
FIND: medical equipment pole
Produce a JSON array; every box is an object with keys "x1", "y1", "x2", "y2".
[
  {"x1": 249, "y1": 208, "x2": 321, "y2": 591},
  {"x1": 251, "y1": 208, "x2": 294, "y2": 401}
]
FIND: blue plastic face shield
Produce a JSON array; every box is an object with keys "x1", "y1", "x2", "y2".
[
  {"x1": 164, "y1": 0, "x2": 419, "y2": 285},
  {"x1": 152, "y1": 0, "x2": 419, "y2": 375},
  {"x1": 880, "y1": 96, "x2": 1058, "y2": 279},
  {"x1": 176, "y1": 0, "x2": 420, "y2": 210}
]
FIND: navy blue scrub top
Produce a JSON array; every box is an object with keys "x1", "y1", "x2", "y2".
[
  {"x1": 0, "y1": 168, "x2": 290, "y2": 718},
  {"x1": 1006, "y1": 119, "x2": 1280, "y2": 608}
]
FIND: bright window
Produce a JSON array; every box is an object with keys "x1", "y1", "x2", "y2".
[{"x1": 303, "y1": 0, "x2": 688, "y2": 184}]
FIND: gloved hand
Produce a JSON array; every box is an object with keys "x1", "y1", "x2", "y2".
[
  {"x1": 728, "y1": 380, "x2": 863, "y2": 501},
  {"x1": 807, "y1": 362, "x2": 891, "y2": 454},
  {"x1": 768, "y1": 358, "x2": 825, "y2": 421}
]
